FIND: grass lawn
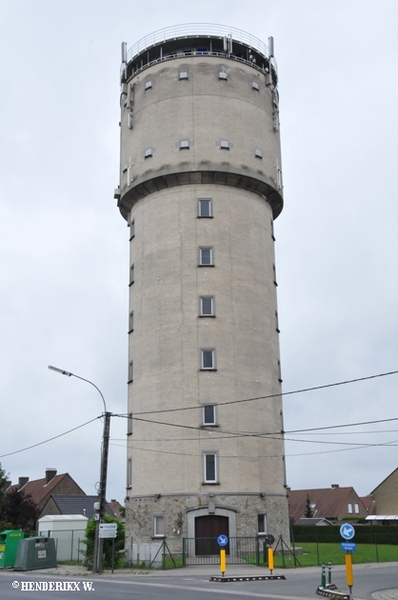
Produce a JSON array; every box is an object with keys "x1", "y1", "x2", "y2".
[{"x1": 271, "y1": 542, "x2": 398, "y2": 568}]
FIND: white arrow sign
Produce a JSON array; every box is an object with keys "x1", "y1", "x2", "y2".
[{"x1": 340, "y1": 523, "x2": 355, "y2": 540}]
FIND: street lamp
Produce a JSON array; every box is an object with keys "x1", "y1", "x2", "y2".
[{"x1": 48, "y1": 365, "x2": 111, "y2": 574}]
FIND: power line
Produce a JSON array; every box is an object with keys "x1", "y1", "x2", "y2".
[
  {"x1": 132, "y1": 370, "x2": 398, "y2": 416},
  {"x1": 0, "y1": 417, "x2": 100, "y2": 459}
]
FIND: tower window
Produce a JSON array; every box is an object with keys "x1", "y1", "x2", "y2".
[
  {"x1": 258, "y1": 514, "x2": 267, "y2": 534},
  {"x1": 128, "y1": 361, "x2": 134, "y2": 383},
  {"x1": 129, "y1": 311, "x2": 134, "y2": 333},
  {"x1": 252, "y1": 81, "x2": 260, "y2": 90},
  {"x1": 275, "y1": 310, "x2": 280, "y2": 333},
  {"x1": 199, "y1": 296, "x2": 214, "y2": 317},
  {"x1": 127, "y1": 458, "x2": 132, "y2": 489},
  {"x1": 220, "y1": 140, "x2": 229, "y2": 150},
  {"x1": 129, "y1": 264, "x2": 135, "y2": 285},
  {"x1": 153, "y1": 515, "x2": 165, "y2": 537},
  {"x1": 201, "y1": 349, "x2": 216, "y2": 370},
  {"x1": 179, "y1": 71, "x2": 188, "y2": 80},
  {"x1": 180, "y1": 139, "x2": 190, "y2": 149},
  {"x1": 203, "y1": 452, "x2": 218, "y2": 483},
  {"x1": 219, "y1": 71, "x2": 227, "y2": 80},
  {"x1": 273, "y1": 264, "x2": 278, "y2": 285},
  {"x1": 129, "y1": 219, "x2": 135, "y2": 240},
  {"x1": 255, "y1": 149, "x2": 263, "y2": 159},
  {"x1": 145, "y1": 81, "x2": 152, "y2": 90},
  {"x1": 144, "y1": 148, "x2": 153, "y2": 158},
  {"x1": 127, "y1": 412, "x2": 133, "y2": 435},
  {"x1": 202, "y1": 404, "x2": 217, "y2": 426},
  {"x1": 198, "y1": 198, "x2": 212, "y2": 217},
  {"x1": 199, "y1": 247, "x2": 213, "y2": 266}
]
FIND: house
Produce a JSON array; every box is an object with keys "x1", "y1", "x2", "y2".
[
  {"x1": 370, "y1": 467, "x2": 398, "y2": 515},
  {"x1": 7, "y1": 469, "x2": 85, "y2": 519},
  {"x1": 39, "y1": 495, "x2": 115, "y2": 520},
  {"x1": 288, "y1": 484, "x2": 369, "y2": 522}
]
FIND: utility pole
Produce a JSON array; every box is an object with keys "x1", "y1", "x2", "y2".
[{"x1": 93, "y1": 411, "x2": 111, "y2": 574}]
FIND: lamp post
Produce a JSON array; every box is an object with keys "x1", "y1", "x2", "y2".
[{"x1": 48, "y1": 365, "x2": 111, "y2": 574}]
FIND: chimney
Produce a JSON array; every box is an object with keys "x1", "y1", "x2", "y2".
[
  {"x1": 2, "y1": 480, "x2": 12, "y2": 492},
  {"x1": 45, "y1": 468, "x2": 57, "y2": 484},
  {"x1": 18, "y1": 477, "x2": 29, "y2": 490},
  {"x1": 331, "y1": 484, "x2": 339, "y2": 489}
]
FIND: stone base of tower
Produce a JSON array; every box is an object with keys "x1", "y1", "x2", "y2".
[{"x1": 125, "y1": 492, "x2": 290, "y2": 557}]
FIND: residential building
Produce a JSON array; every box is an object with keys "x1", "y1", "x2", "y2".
[
  {"x1": 370, "y1": 467, "x2": 398, "y2": 515},
  {"x1": 288, "y1": 485, "x2": 369, "y2": 522},
  {"x1": 116, "y1": 24, "x2": 289, "y2": 553}
]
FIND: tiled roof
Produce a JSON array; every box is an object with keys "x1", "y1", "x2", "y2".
[
  {"x1": 288, "y1": 486, "x2": 368, "y2": 521},
  {"x1": 51, "y1": 495, "x2": 114, "y2": 519}
]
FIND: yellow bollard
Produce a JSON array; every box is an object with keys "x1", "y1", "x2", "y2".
[
  {"x1": 345, "y1": 553, "x2": 354, "y2": 587},
  {"x1": 220, "y1": 549, "x2": 226, "y2": 576},
  {"x1": 268, "y1": 547, "x2": 274, "y2": 573}
]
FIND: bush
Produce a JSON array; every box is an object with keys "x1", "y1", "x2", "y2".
[{"x1": 83, "y1": 515, "x2": 125, "y2": 570}]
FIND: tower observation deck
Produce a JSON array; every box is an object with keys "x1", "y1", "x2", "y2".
[{"x1": 116, "y1": 24, "x2": 289, "y2": 558}]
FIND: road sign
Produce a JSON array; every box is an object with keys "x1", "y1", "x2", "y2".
[
  {"x1": 217, "y1": 534, "x2": 228, "y2": 547},
  {"x1": 340, "y1": 523, "x2": 355, "y2": 540},
  {"x1": 264, "y1": 534, "x2": 275, "y2": 546},
  {"x1": 99, "y1": 523, "x2": 117, "y2": 538},
  {"x1": 341, "y1": 542, "x2": 356, "y2": 552}
]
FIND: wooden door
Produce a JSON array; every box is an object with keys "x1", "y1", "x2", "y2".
[{"x1": 195, "y1": 515, "x2": 229, "y2": 555}]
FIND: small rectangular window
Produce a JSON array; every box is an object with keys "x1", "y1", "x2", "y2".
[
  {"x1": 219, "y1": 71, "x2": 227, "y2": 80},
  {"x1": 129, "y1": 264, "x2": 135, "y2": 285},
  {"x1": 179, "y1": 71, "x2": 188, "y2": 80},
  {"x1": 199, "y1": 247, "x2": 213, "y2": 266},
  {"x1": 220, "y1": 140, "x2": 229, "y2": 150},
  {"x1": 201, "y1": 349, "x2": 215, "y2": 370},
  {"x1": 271, "y1": 219, "x2": 275, "y2": 241},
  {"x1": 144, "y1": 148, "x2": 153, "y2": 158},
  {"x1": 275, "y1": 310, "x2": 280, "y2": 332},
  {"x1": 128, "y1": 361, "x2": 133, "y2": 383},
  {"x1": 273, "y1": 264, "x2": 277, "y2": 285},
  {"x1": 200, "y1": 296, "x2": 214, "y2": 316},
  {"x1": 202, "y1": 405, "x2": 217, "y2": 426},
  {"x1": 198, "y1": 198, "x2": 212, "y2": 217},
  {"x1": 145, "y1": 81, "x2": 152, "y2": 90},
  {"x1": 127, "y1": 458, "x2": 132, "y2": 488},
  {"x1": 123, "y1": 162, "x2": 129, "y2": 173},
  {"x1": 203, "y1": 452, "x2": 218, "y2": 483},
  {"x1": 258, "y1": 514, "x2": 267, "y2": 534},
  {"x1": 153, "y1": 515, "x2": 165, "y2": 537},
  {"x1": 180, "y1": 139, "x2": 190, "y2": 149},
  {"x1": 129, "y1": 219, "x2": 135, "y2": 240},
  {"x1": 127, "y1": 412, "x2": 133, "y2": 435},
  {"x1": 255, "y1": 149, "x2": 263, "y2": 159},
  {"x1": 252, "y1": 81, "x2": 259, "y2": 90},
  {"x1": 129, "y1": 311, "x2": 134, "y2": 332},
  {"x1": 348, "y1": 503, "x2": 353, "y2": 514}
]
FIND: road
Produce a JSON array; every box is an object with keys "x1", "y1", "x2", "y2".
[{"x1": 0, "y1": 563, "x2": 397, "y2": 599}]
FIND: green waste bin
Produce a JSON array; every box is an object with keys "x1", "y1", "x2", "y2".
[
  {"x1": 0, "y1": 530, "x2": 24, "y2": 568},
  {"x1": 14, "y1": 537, "x2": 57, "y2": 571}
]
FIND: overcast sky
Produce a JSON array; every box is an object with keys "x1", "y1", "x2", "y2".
[{"x1": 1, "y1": 1, "x2": 397, "y2": 506}]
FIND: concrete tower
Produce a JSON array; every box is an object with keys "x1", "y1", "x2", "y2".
[{"x1": 115, "y1": 24, "x2": 289, "y2": 555}]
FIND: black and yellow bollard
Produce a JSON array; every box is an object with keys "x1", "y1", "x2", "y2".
[{"x1": 220, "y1": 549, "x2": 226, "y2": 577}]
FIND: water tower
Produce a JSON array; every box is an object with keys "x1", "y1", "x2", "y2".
[{"x1": 115, "y1": 24, "x2": 289, "y2": 555}]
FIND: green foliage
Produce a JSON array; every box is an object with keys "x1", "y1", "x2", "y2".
[
  {"x1": 293, "y1": 524, "x2": 398, "y2": 545},
  {"x1": 83, "y1": 514, "x2": 125, "y2": 570},
  {"x1": 304, "y1": 494, "x2": 313, "y2": 518},
  {"x1": 0, "y1": 462, "x2": 9, "y2": 512},
  {"x1": 0, "y1": 487, "x2": 38, "y2": 532}
]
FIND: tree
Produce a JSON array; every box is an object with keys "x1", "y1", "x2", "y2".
[
  {"x1": 84, "y1": 514, "x2": 125, "y2": 570},
  {"x1": 0, "y1": 487, "x2": 38, "y2": 532},
  {"x1": 0, "y1": 462, "x2": 9, "y2": 512},
  {"x1": 304, "y1": 494, "x2": 314, "y2": 518}
]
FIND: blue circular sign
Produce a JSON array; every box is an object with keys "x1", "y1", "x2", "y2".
[
  {"x1": 340, "y1": 523, "x2": 355, "y2": 540},
  {"x1": 217, "y1": 534, "x2": 229, "y2": 547}
]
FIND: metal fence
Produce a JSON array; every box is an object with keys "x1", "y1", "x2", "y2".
[{"x1": 183, "y1": 537, "x2": 261, "y2": 565}]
